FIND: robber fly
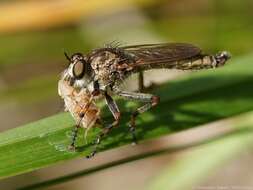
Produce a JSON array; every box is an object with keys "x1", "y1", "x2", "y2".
[{"x1": 58, "y1": 43, "x2": 231, "y2": 158}]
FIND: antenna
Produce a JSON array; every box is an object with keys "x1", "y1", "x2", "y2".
[{"x1": 64, "y1": 51, "x2": 71, "y2": 62}]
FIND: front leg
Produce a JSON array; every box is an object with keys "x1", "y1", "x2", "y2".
[
  {"x1": 68, "y1": 113, "x2": 84, "y2": 151},
  {"x1": 87, "y1": 92, "x2": 121, "y2": 158},
  {"x1": 113, "y1": 87, "x2": 159, "y2": 143},
  {"x1": 70, "y1": 80, "x2": 101, "y2": 153}
]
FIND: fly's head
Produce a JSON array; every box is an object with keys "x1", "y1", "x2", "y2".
[{"x1": 62, "y1": 52, "x2": 94, "y2": 89}]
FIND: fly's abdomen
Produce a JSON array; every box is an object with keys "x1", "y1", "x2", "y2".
[
  {"x1": 176, "y1": 55, "x2": 214, "y2": 70},
  {"x1": 136, "y1": 51, "x2": 231, "y2": 71},
  {"x1": 175, "y1": 55, "x2": 215, "y2": 70},
  {"x1": 176, "y1": 51, "x2": 231, "y2": 70}
]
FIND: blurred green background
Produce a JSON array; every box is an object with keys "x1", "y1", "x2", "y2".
[{"x1": 0, "y1": 0, "x2": 253, "y2": 189}]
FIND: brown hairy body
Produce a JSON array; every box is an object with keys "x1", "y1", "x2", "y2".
[{"x1": 59, "y1": 42, "x2": 231, "y2": 158}]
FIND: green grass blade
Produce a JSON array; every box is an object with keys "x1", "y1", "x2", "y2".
[{"x1": 19, "y1": 111, "x2": 253, "y2": 190}]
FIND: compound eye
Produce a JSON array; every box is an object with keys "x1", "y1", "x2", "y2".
[{"x1": 73, "y1": 60, "x2": 85, "y2": 79}]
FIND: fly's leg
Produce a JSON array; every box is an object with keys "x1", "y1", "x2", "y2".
[
  {"x1": 86, "y1": 92, "x2": 121, "y2": 158},
  {"x1": 86, "y1": 116, "x2": 120, "y2": 158},
  {"x1": 69, "y1": 81, "x2": 100, "y2": 152},
  {"x1": 138, "y1": 71, "x2": 157, "y2": 92},
  {"x1": 68, "y1": 113, "x2": 84, "y2": 151},
  {"x1": 68, "y1": 125, "x2": 79, "y2": 151},
  {"x1": 69, "y1": 94, "x2": 95, "y2": 151},
  {"x1": 138, "y1": 71, "x2": 144, "y2": 92},
  {"x1": 113, "y1": 87, "x2": 159, "y2": 143}
]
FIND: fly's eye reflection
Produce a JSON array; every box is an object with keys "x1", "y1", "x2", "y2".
[{"x1": 73, "y1": 61, "x2": 85, "y2": 79}]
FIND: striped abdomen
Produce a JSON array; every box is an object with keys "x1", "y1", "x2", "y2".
[{"x1": 134, "y1": 51, "x2": 231, "y2": 71}]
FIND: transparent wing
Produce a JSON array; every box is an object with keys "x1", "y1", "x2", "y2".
[{"x1": 123, "y1": 43, "x2": 201, "y2": 66}]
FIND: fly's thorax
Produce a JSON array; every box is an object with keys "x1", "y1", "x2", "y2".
[{"x1": 89, "y1": 50, "x2": 126, "y2": 87}]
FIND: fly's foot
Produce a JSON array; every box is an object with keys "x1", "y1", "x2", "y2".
[
  {"x1": 85, "y1": 116, "x2": 119, "y2": 159},
  {"x1": 86, "y1": 150, "x2": 97, "y2": 159},
  {"x1": 86, "y1": 134, "x2": 101, "y2": 159}
]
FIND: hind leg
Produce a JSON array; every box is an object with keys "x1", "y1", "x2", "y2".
[{"x1": 113, "y1": 87, "x2": 159, "y2": 143}]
